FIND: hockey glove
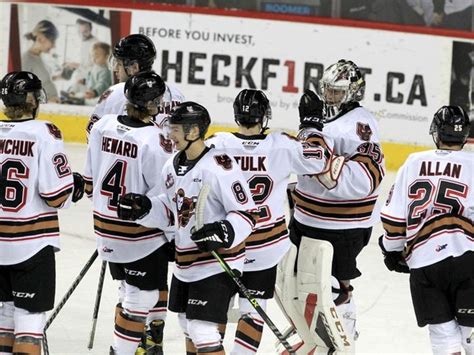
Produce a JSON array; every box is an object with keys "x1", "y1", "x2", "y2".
[
  {"x1": 117, "y1": 193, "x2": 152, "y2": 221},
  {"x1": 378, "y1": 235, "x2": 410, "y2": 273},
  {"x1": 191, "y1": 220, "x2": 235, "y2": 252},
  {"x1": 72, "y1": 172, "x2": 85, "y2": 203},
  {"x1": 315, "y1": 155, "x2": 345, "y2": 189},
  {"x1": 298, "y1": 89, "x2": 324, "y2": 131}
]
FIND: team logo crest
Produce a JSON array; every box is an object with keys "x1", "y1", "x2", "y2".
[
  {"x1": 165, "y1": 173, "x2": 174, "y2": 189},
  {"x1": 159, "y1": 134, "x2": 173, "y2": 153},
  {"x1": 173, "y1": 188, "x2": 197, "y2": 227},
  {"x1": 356, "y1": 122, "x2": 372, "y2": 141},
  {"x1": 98, "y1": 89, "x2": 112, "y2": 104}
]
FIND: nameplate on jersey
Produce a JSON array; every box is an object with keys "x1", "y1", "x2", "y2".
[{"x1": 116, "y1": 124, "x2": 131, "y2": 132}]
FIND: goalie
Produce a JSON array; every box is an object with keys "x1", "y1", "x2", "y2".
[{"x1": 277, "y1": 59, "x2": 385, "y2": 353}]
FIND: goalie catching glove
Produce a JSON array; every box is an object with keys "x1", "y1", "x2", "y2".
[
  {"x1": 378, "y1": 235, "x2": 410, "y2": 274},
  {"x1": 191, "y1": 220, "x2": 235, "y2": 252},
  {"x1": 315, "y1": 155, "x2": 345, "y2": 189},
  {"x1": 298, "y1": 89, "x2": 324, "y2": 131},
  {"x1": 117, "y1": 193, "x2": 152, "y2": 221}
]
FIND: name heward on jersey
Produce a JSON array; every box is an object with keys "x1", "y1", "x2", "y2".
[{"x1": 101, "y1": 136, "x2": 138, "y2": 158}]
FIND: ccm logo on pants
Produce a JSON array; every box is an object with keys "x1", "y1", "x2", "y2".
[
  {"x1": 13, "y1": 291, "x2": 36, "y2": 298},
  {"x1": 458, "y1": 309, "x2": 474, "y2": 314}
]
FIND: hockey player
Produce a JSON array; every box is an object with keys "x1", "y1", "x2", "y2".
[
  {"x1": 87, "y1": 33, "x2": 184, "y2": 136},
  {"x1": 380, "y1": 105, "x2": 474, "y2": 355},
  {"x1": 116, "y1": 102, "x2": 258, "y2": 354},
  {"x1": 206, "y1": 89, "x2": 334, "y2": 354},
  {"x1": 87, "y1": 33, "x2": 182, "y2": 353},
  {"x1": 286, "y1": 59, "x2": 385, "y2": 348},
  {"x1": 0, "y1": 71, "x2": 83, "y2": 354},
  {"x1": 83, "y1": 71, "x2": 173, "y2": 355}
]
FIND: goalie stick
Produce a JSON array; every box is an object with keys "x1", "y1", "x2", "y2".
[{"x1": 195, "y1": 185, "x2": 296, "y2": 355}]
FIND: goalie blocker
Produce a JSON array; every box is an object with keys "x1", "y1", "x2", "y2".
[{"x1": 275, "y1": 238, "x2": 353, "y2": 354}]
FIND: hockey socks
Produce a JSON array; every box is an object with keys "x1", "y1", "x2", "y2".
[
  {"x1": 231, "y1": 314, "x2": 264, "y2": 354},
  {"x1": 114, "y1": 310, "x2": 147, "y2": 353}
]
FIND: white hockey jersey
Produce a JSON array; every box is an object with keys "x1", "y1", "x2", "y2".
[
  {"x1": 293, "y1": 106, "x2": 385, "y2": 230},
  {"x1": 381, "y1": 149, "x2": 474, "y2": 269},
  {"x1": 84, "y1": 114, "x2": 174, "y2": 263},
  {"x1": 0, "y1": 119, "x2": 73, "y2": 265},
  {"x1": 139, "y1": 147, "x2": 257, "y2": 282},
  {"x1": 87, "y1": 81, "x2": 185, "y2": 137},
  {"x1": 207, "y1": 131, "x2": 331, "y2": 271}
]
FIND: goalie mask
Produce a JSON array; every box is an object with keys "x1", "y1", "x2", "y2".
[
  {"x1": 124, "y1": 71, "x2": 166, "y2": 112},
  {"x1": 233, "y1": 89, "x2": 272, "y2": 132},
  {"x1": 1, "y1": 71, "x2": 47, "y2": 118},
  {"x1": 112, "y1": 34, "x2": 156, "y2": 72},
  {"x1": 320, "y1": 59, "x2": 365, "y2": 121},
  {"x1": 429, "y1": 105, "x2": 470, "y2": 148}
]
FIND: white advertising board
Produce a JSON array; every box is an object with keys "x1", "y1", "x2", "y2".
[
  {"x1": 0, "y1": 3, "x2": 11, "y2": 76},
  {"x1": 131, "y1": 10, "x2": 472, "y2": 146}
]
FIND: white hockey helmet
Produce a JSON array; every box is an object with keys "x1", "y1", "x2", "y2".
[{"x1": 319, "y1": 59, "x2": 365, "y2": 121}]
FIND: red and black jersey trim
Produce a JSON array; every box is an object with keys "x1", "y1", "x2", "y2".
[
  {"x1": 381, "y1": 216, "x2": 407, "y2": 238},
  {"x1": 305, "y1": 134, "x2": 332, "y2": 160},
  {"x1": 405, "y1": 214, "x2": 474, "y2": 257},
  {"x1": 0, "y1": 213, "x2": 59, "y2": 240},
  {"x1": 350, "y1": 154, "x2": 384, "y2": 194},
  {"x1": 93, "y1": 212, "x2": 164, "y2": 240},
  {"x1": 293, "y1": 189, "x2": 377, "y2": 222},
  {"x1": 246, "y1": 218, "x2": 288, "y2": 249},
  {"x1": 40, "y1": 184, "x2": 73, "y2": 208},
  {"x1": 176, "y1": 242, "x2": 245, "y2": 268},
  {"x1": 83, "y1": 176, "x2": 93, "y2": 197}
]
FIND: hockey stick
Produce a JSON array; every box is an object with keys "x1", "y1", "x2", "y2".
[
  {"x1": 43, "y1": 249, "x2": 98, "y2": 354},
  {"x1": 195, "y1": 185, "x2": 296, "y2": 355},
  {"x1": 88, "y1": 260, "x2": 107, "y2": 349}
]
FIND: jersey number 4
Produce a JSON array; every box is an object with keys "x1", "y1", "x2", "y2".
[
  {"x1": 0, "y1": 159, "x2": 29, "y2": 212},
  {"x1": 101, "y1": 160, "x2": 127, "y2": 211}
]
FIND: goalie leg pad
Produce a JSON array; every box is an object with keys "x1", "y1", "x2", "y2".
[
  {"x1": 276, "y1": 240, "x2": 353, "y2": 353},
  {"x1": 297, "y1": 237, "x2": 351, "y2": 352},
  {"x1": 429, "y1": 320, "x2": 462, "y2": 355}
]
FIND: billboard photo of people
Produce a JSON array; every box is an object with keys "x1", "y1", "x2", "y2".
[{"x1": 16, "y1": 4, "x2": 113, "y2": 106}]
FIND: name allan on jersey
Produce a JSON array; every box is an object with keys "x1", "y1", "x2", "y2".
[
  {"x1": 101, "y1": 136, "x2": 138, "y2": 158},
  {"x1": 419, "y1": 161, "x2": 462, "y2": 179},
  {"x1": 0, "y1": 139, "x2": 34, "y2": 156}
]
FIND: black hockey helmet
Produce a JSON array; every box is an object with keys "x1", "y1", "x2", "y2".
[
  {"x1": 0, "y1": 71, "x2": 46, "y2": 107},
  {"x1": 168, "y1": 101, "x2": 211, "y2": 138},
  {"x1": 430, "y1": 105, "x2": 470, "y2": 147},
  {"x1": 233, "y1": 89, "x2": 272, "y2": 127},
  {"x1": 113, "y1": 34, "x2": 156, "y2": 71},
  {"x1": 124, "y1": 71, "x2": 166, "y2": 112}
]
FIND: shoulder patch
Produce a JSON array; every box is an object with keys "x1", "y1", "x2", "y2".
[
  {"x1": 356, "y1": 122, "x2": 372, "y2": 141},
  {"x1": 98, "y1": 89, "x2": 112, "y2": 104},
  {"x1": 46, "y1": 123, "x2": 63, "y2": 140},
  {"x1": 214, "y1": 154, "x2": 233, "y2": 170}
]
